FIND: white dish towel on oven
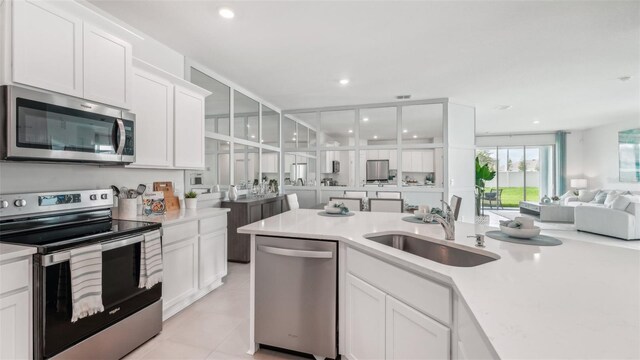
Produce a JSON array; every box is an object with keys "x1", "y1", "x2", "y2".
[
  {"x1": 69, "y1": 243, "x2": 104, "y2": 322},
  {"x1": 139, "y1": 232, "x2": 162, "y2": 289}
]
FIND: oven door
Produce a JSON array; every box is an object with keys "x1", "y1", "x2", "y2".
[
  {"x1": 3, "y1": 85, "x2": 135, "y2": 164},
  {"x1": 37, "y1": 231, "x2": 161, "y2": 359}
]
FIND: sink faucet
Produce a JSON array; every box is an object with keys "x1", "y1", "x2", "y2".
[{"x1": 425, "y1": 200, "x2": 455, "y2": 240}]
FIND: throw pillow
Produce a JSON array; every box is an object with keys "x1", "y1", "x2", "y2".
[
  {"x1": 578, "y1": 189, "x2": 598, "y2": 203},
  {"x1": 611, "y1": 195, "x2": 633, "y2": 211},
  {"x1": 604, "y1": 191, "x2": 621, "y2": 207},
  {"x1": 591, "y1": 190, "x2": 608, "y2": 204},
  {"x1": 559, "y1": 190, "x2": 574, "y2": 200}
]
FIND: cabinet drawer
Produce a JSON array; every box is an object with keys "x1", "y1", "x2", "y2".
[
  {"x1": 347, "y1": 247, "x2": 452, "y2": 325},
  {"x1": 0, "y1": 259, "x2": 29, "y2": 295},
  {"x1": 199, "y1": 215, "x2": 227, "y2": 235},
  {"x1": 163, "y1": 220, "x2": 198, "y2": 245}
]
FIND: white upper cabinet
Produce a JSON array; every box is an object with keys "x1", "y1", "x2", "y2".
[
  {"x1": 9, "y1": 0, "x2": 132, "y2": 109},
  {"x1": 130, "y1": 68, "x2": 173, "y2": 167},
  {"x1": 12, "y1": 0, "x2": 83, "y2": 97},
  {"x1": 83, "y1": 24, "x2": 132, "y2": 109},
  {"x1": 174, "y1": 85, "x2": 206, "y2": 169}
]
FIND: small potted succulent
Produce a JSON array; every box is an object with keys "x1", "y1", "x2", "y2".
[{"x1": 184, "y1": 191, "x2": 198, "y2": 210}]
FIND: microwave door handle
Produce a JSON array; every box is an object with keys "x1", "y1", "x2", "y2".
[{"x1": 115, "y1": 119, "x2": 126, "y2": 155}]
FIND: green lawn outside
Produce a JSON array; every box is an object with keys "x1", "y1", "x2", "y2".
[{"x1": 483, "y1": 187, "x2": 540, "y2": 208}]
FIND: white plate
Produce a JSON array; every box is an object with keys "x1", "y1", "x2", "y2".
[{"x1": 500, "y1": 225, "x2": 541, "y2": 239}]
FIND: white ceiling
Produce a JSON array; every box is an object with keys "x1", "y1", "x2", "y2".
[{"x1": 89, "y1": 0, "x2": 640, "y2": 134}]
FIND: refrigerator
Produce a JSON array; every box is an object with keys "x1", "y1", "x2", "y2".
[{"x1": 366, "y1": 160, "x2": 390, "y2": 182}]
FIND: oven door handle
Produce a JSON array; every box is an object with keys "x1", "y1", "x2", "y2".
[{"x1": 42, "y1": 230, "x2": 160, "y2": 267}]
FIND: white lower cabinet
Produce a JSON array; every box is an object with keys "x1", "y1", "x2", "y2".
[
  {"x1": 0, "y1": 257, "x2": 32, "y2": 360},
  {"x1": 386, "y1": 295, "x2": 450, "y2": 360},
  {"x1": 163, "y1": 236, "x2": 199, "y2": 310},
  {"x1": 345, "y1": 274, "x2": 386, "y2": 360},
  {"x1": 199, "y1": 229, "x2": 227, "y2": 289},
  {"x1": 345, "y1": 273, "x2": 450, "y2": 360},
  {"x1": 161, "y1": 214, "x2": 228, "y2": 319}
]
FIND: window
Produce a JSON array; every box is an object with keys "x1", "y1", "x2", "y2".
[
  {"x1": 319, "y1": 110, "x2": 355, "y2": 147},
  {"x1": 191, "y1": 68, "x2": 230, "y2": 136},
  {"x1": 401, "y1": 104, "x2": 443, "y2": 144},
  {"x1": 261, "y1": 105, "x2": 279, "y2": 147},
  {"x1": 234, "y1": 91, "x2": 259, "y2": 142},
  {"x1": 360, "y1": 107, "x2": 397, "y2": 145}
]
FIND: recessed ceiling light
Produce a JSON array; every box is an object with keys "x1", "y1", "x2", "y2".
[
  {"x1": 495, "y1": 105, "x2": 512, "y2": 110},
  {"x1": 413, "y1": 135, "x2": 418, "y2": 139},
  {"x1": 251, "y1": 135, "x2": 256, "y2": 139},
  {"x1": 373, "y1": 135, "x2": 378, "y2": 139},
  {"x1": 403, "y1": 129, "x2": 408, "y2": 133},
  {"x1": 218, "y1": 7, "x2": 235, "y2": 19},
  {"x1": 339, "y1": 78, "x2": 350, "y2": 85},
  {"x1": 533, "y1": 120, "x2": 540, "y2": 124},
  {"x1": 292, "y1": 137, "x2": 296, "y2": 141},
  {"x1": 362, "y1": 117, "x2": 369, "y2": 122},
  {"x1": 618, "y1": 76, "x2": 632, "y2": 82},
  {"x1": 348, "y1": 129, "x2": 353, "y2": 133},
  {"x1": 293, "y1": 132, "x2": 297, "y2": 136},
  {"x1": 246, "y1": 124, "x2": 250, "y2": 128}
]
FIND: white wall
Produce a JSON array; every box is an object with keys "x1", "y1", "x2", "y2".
[
  {"x1": 0, "y1": 162, "x2": 184, "y2": 195},
  {"x1": 566, "y1": 130, "x2": 584, "y2": 181},
  {"x1": 582, "y1": 119, "x2": 640, "y2": 191}
]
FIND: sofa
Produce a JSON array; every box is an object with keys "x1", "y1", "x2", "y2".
[{"x1": 563, "y1": 190, "x2": 640, "y2": 240}]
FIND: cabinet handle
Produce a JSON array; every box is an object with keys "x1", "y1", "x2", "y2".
[{"x1": 258, "y1": 245, "x2": 333, "y2": 259}]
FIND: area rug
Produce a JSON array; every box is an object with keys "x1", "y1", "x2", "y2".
[{"x1": 490, "y1": 210, "x2": 577, "y2": 231}]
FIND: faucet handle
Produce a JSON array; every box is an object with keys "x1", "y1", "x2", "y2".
[{"x1": 468, "y1": 234, "x2": 485, "y2": 248}]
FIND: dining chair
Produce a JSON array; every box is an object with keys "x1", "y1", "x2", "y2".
[
  {"x1": 369, "y1": 198, "x2": 404, "y2": 213},
  {"x1": 286, "y1": 193, "x2": 300, "y2": 210},
  {"x1": 343, "y1": 191, "x2": 367, "y2": 199},
  {"x1": 376, "y1": 191, "x2": 401, "y2": 199},
  {"x1": 330, "y1": 197, "x2": 363, "y2": 212},
  {"x1": 449, "y1": 195, "x2": 462, "y2": 220}
]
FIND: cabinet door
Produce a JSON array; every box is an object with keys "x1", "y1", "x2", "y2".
[
  {"x1": 174, "y1": 86, "x2": 205, "y2": 168},
  {"x1": 411, "y1": 151, "x2": 422, "y2": 172},
  {"x1": 0, "y1": 289, "x2": 30, "y2": 360},
  {"x1": 83, "y1": 24, "x2": 132, "y2": 108},
  {"x1": 130, "y1": 68, "x2": 173, "y2": 167},
  {"x1": 162, "y1": 236, "x2": 199, "y2": 310},
  {"x1": 12, "y1": 0, "x2": 82, "y2": 96},
  {"x1": 345, "y1": 274, "x2": 386, "y2": 360},
  {"x1": 248, "y1": 204, "x2": 262, "y2": 223},
  {"x1": 199, "y1": 230, "x2": 227, "y2": 289},
  {"x1": 386, "y1": 295, "x2": 450, "y2": 360},
  {"x1": 402, "y1": 151, "x2": 412, "y2": 172},
  {"x1": 423, "y1": 149, "x2": 434, "y2": 172}
]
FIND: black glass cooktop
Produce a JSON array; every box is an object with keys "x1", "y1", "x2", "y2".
[{"x1": 0, "y1": 210, "x2": 160, "y2": 254}]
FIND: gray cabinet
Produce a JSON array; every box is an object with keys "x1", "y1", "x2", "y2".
[{"x1": 221, "y1": 196, "x2": 286, "y2": 263}]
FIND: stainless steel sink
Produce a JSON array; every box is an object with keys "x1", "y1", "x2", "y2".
[{"x1": 364, "y1": 234, "x2": 499, "y2": 267}]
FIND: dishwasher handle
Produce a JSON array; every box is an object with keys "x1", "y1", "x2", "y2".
[{"x1": 258, "y1": 245, "x2": 334, "y2": 259}]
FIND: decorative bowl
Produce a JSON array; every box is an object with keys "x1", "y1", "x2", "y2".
[
  {"x1": 500, "y1": 225, "x2": 541, "y2": 239},
  {"x1": 324, "y1": 205, "x2": 342, "y2": 214}
]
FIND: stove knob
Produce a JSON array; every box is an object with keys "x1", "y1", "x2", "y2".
[
  {"x1": 90, "y1": 194, "x2": 97, "y2": 201},
  {"x1": 101, "y1": 194, "x2": 108, "y2": 200},
  {"x1": 0, "y1": 200, "x2": 8, "y2": 209},
  {"x1": 14, "y1": 199, "x2": 27, "y2": 207}
]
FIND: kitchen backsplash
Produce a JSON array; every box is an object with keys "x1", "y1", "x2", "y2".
[{"x1": 0, "y1": 162, "x2": 185, "y2": 195}]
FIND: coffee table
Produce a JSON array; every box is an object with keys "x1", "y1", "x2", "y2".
[{"x1": 519, "y1": 201, "x2": 575, "y2": 223}]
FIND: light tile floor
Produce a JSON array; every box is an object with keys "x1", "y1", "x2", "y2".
[{"x1": 123, "y1": 263, "x2": 306, "y2": 360}]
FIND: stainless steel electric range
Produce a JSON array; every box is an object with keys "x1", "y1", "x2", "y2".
[{"x1": 0, "y1": 189, "x2": 162, "y2": 359}]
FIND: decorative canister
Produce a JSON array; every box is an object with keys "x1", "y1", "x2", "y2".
[{"x1": 229, "y1": 185, "x2": 238, "y2": 201}]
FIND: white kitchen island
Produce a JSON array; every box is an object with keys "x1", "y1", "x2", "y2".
[{"x1": 238, "y1": 209, "x2": 640, "y2": 360}]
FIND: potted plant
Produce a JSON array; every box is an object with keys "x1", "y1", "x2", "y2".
[
  {"x1": 475, "y1": 156, "x2": 496, "y2": 223},
  {"x1": 184, "y1": 191, "x2": 198, "y2": 210}
]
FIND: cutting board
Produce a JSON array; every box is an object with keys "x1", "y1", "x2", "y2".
[
  {"x1": 164, "y1": 196, "x2": 180, "y2": 211},
  {"x1": 153, "y1": 181, "x2": 179, "y2": 210}
]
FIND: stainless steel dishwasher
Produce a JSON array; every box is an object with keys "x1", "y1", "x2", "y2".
[{"x1": 255, "y1": 236, "x2": 337, "y2": 360}]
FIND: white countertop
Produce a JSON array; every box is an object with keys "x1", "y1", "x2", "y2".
[
  {"x1": 238, "y1": 209, "x2": 640, "y2": 359},
  {"x1": 113, "y1": 207, "x2": 229, "y2": 226},
  {"x1": 0, "y1": 243, "x2": 36, "y2": 262}
]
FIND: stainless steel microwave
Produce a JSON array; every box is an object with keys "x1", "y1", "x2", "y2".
[{"x1": 0, "y1": 85, "x2": 135, "y2": 164}]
